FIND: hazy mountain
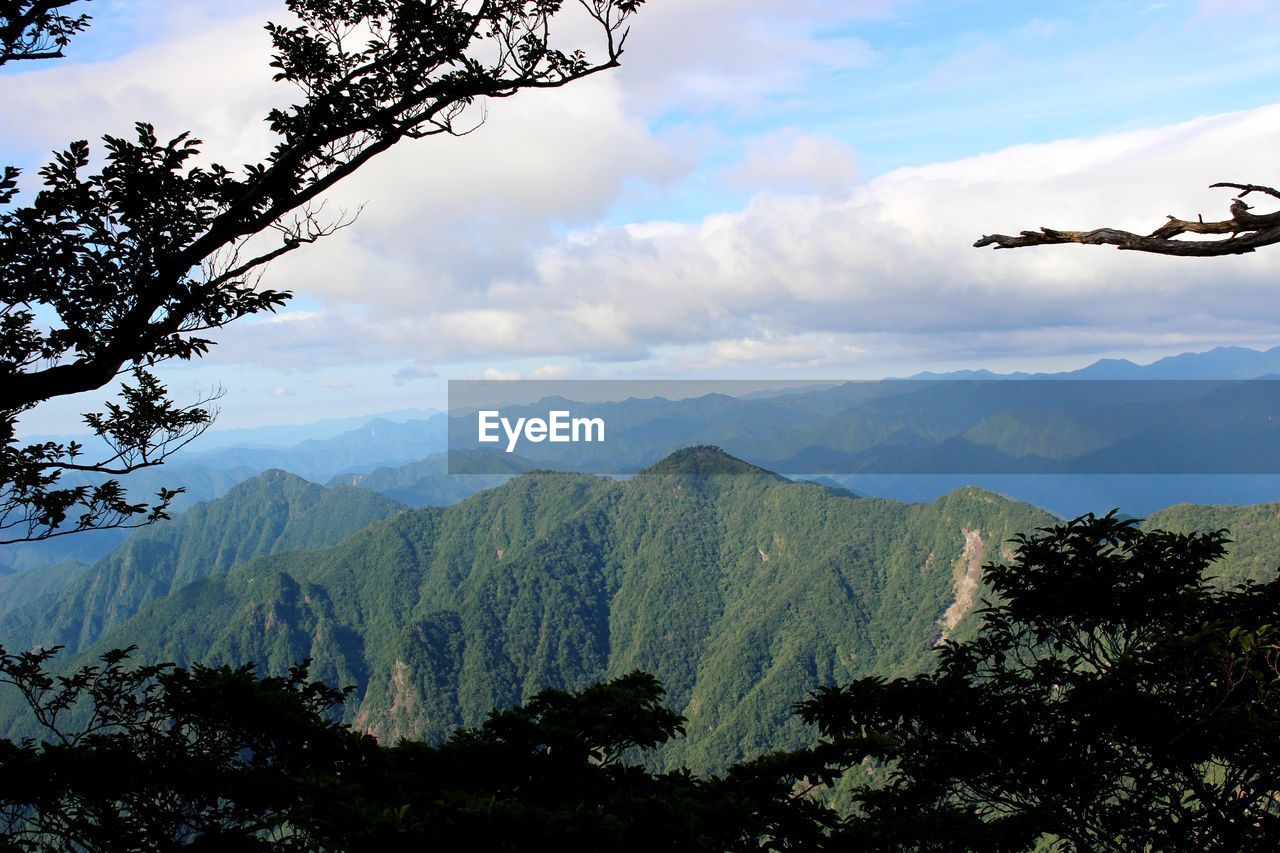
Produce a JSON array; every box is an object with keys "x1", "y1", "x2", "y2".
[
  {"x1": 186, "y1": 415, "x2": 448, "y2": 480},
  {"x1": 182, "y1": 408, "x2": 440, "y2": 451},
  {"x1": 910, "y1": 345, "x2": 1280, "y2": 381},
  {"x1": 328, "y1": 451, "x2": 533, "y2": 508},
  {"x1": 1, "y1": 415, "x2": 446, "y2": 572},
  {"x1": 19, "y1": 408, "x2": 442, "y2": 455},
  {"x1": 448, "y1": 368, "x2": 1280, "y2": 517}
]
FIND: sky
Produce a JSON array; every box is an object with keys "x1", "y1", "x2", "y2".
[{"x1": 7, "y1": 0, "x2": 1280, "y2": 432}]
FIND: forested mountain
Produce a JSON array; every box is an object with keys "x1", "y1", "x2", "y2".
[
  {"x1": 0, "y1": 560, "x2": 90, "y2": 619},
  {"x1": 8, "y1": 346, "x2": 1277, "y2": 576},
  {"x1": 0, "y1": 471, "x2": 405, "y2": 658},
  {"x1": 17, "y1": 448, "x2": 1054, "y2": 772},
  {"x1": 1145, "y1": 502, "x2": 1280, "y2": 584}
]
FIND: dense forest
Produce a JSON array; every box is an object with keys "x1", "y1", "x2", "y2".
[{"x1": 4, "y1": 491, "x2": 1279, "y2": 848}]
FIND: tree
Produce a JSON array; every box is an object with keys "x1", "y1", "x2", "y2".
[
  {"x1": 0, "y1": 1, "x2": 90, "y2": 64},
  {"x1": 0, "y1": 647, "x2": 827, "y2": 850},
  {"x1": 7, "y1": 516, "x2": 1278, "y2": 848},
  {"x1": 974, "y1": 182, "x2": 1280, "y2": 256},
  {"x1": 0, "y1": 0, "x2": 644, "y2": 544},
  {"x1": 791, "y1": 513, "x2": 1280, "y2": 850}
]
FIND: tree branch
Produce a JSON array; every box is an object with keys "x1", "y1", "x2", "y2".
[{"x1": 975, "y1": 182, "x2": 1280, "y2": 256}]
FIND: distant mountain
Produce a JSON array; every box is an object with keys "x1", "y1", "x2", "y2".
[
  {"x1": 21, "y1": 449, "x2": 1054, "y2": 772},
  {"x1": 186, "y1": 415, "x2": 448, "y2": 480},
  {"x1": 329, "y1": 451, "x2": 528, "y2": 507},
  {"x1": 11, "y1": 345, "x2": 1279, "y2": 575},
  {"x1": 19, "y1": 408, "x2": 442, "y2": 454},
  {"x1": 1, "y1": 416, "x2": 448, "y2": 572},
  {"x1": 452, "y1": 378, "x2": 1280, "y2": 475},
  {"x1": 0, "y1": 471, "x2": 405, "y2": 657},
  {"x1": 184, "y1": 408, "x2": 440, "y2": 451},
  {"x1": 910, "y1": 345, "x2": 1280, "y2": 381}
]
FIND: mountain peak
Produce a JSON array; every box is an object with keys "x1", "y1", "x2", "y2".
[
  {"x1": 642, "y1": 446, "x2": 786, "y2": 479},
  {"x1": 227, "y1": 468, "x2": 318, "y2": 495}
]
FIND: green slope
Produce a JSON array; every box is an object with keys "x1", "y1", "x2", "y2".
[
  {"x1": 76, "y1": 449, "x2": 1052, "y2": 772},
  {"x1": 0, "y1": 560, "x2": 91, "y2": 618},
  {"x1": 0, "y1": 470, "x2": 406, "y2": 656},
  {"x1": 1144, "y1": 502, "x2": 1280, "y2": 585}
]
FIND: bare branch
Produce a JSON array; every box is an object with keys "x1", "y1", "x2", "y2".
[{"x1": 975, "y1": 182, "x2": 1280, "y2": 256}]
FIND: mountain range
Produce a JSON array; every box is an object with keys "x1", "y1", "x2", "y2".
[
  {"x1": 5, "y1": 445, "x2": 1280, "y2": 774},
  {"x1": 8, "y1": 345, "x2": 1280, "y2": 575},
  {"x1": 0, "y1": 449, "x2": 1052, "y2": 771}
]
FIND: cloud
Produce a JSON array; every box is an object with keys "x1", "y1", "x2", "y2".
[
  {"x1": 531, "y1": 364, "x2": 572, "y2": 380},
  {"x1": 13, "y1": 2, "x2": 1280, "y2": 382},
  {"x1": 218, "y1": 102, "x2": 1280, "y2": 373},
  {"x1": 1196, "y1": 0, "x2": 1275, "y2": 18},
  {"x1": 722, "y1": 130, "x2": 860, "y2": 197},
  {"x1": 2, "y1": 1, "x2": 690, "y2": 306},
  {"x1": 1, "y1": 9, "x2": 282, "y2": 169},
  {"x1": 392, "y1": 363, "x2": 436, "y2": 384},
  {"x1": 270, "y1": 385, "x2": 293, "y2": 398},
  {"x1": 318, "y1": 378, "x2": 353, "y2": 390},
  {"x1": 611, "y1": 0, "x2": 889, "y2": 115}
]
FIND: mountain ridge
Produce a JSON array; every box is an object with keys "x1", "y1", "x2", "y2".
[{"x1": 10, "y1": 450, "x2": 1055, "y2": 773}]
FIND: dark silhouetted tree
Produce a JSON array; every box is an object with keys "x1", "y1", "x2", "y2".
[
  {"x1": 791, "y1": 512, "x2": 1280, "y2": 850},
  {"x1": 0, "y1": 647, "x2": 829, "y2": 850},
  {"x1": 1, "y1": 0, "x2": 644, "y2": 544},
  {"x1": 0, "y1": 1, "x2": 91, "y2": 64}
]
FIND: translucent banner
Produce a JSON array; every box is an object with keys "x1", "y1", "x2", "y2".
[{"x1": 446, "y1": 379, "x2": 1280, "y2": 475}]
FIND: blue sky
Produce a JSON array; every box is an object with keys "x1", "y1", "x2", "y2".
[{"x1": 7, "y1": 0, "x2": 1280, "y2": 432}]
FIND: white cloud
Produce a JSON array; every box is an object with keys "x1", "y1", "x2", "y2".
[
  {"x1": 392, "y1": 363, "x2": 436, "y2": 384},
  {"x1": 722, "y1": 130, "x2": 860, "y2": 197},
  {"x1": 218, "y1": 102, "x2": 1280, "y2": 373},
  {"x1": 611, "y1": 0, "x2": 889, "y2": 115},
  {"x1": 12, "y1": 3, "x2": 1280, "y2": 382},
  {"x1": 530, "y1": 364, "x2": 572, "y2": 380},
  {"x1": 1, "y1": 10, "x2": 282, "y2": 168}
]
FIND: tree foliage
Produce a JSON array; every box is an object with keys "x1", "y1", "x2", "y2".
[
  {"x1": 1, "y1": 0, "x2": 643, "y2": 543},
  {"x1": 0, "y1": 647, "x2": 824, "y2": 850},
  {"x1": 0, "y1": 1, "x2": 91, "y2": 64},
  {"x1": 791, "y1": 512, "x2": 1280, "y2": 850}
]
